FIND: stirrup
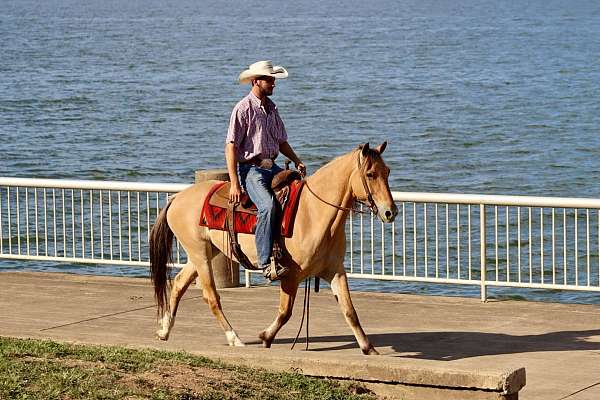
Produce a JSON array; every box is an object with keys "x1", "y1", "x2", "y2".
[{"x1": 262, "y1": 259, "x2": 289, "y2": 281}]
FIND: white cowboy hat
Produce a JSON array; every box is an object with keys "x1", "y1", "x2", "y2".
[{"x1": 238, "y1": 60, "x2": 289, "y2": 84}]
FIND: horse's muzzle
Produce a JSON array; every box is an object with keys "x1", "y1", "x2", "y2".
[{"x1": 380, "y1": 202, "x2": 398, "y2": 223}]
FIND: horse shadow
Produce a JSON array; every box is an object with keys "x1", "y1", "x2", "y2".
[{"x1": 253, "y1": 329, "x2": 600, "y2": 361}]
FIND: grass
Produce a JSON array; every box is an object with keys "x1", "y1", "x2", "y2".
[{"x1": 0, "y1": 336, "x2": 376, "y2": 400}]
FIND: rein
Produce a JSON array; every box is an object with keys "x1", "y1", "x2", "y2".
[
  {"x1": 291, "y1": 276, "x2": 311, "y2": 351},
  {"x1": 303, "y1": 152, "x2": 379, "y2": 215}
]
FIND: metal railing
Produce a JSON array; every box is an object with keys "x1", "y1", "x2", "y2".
[
  {"x1": 347, "y1": 192, "x2": 600, "y2": 301},
  {"x1": 0, "y1": 178, "x2": 189, "y2": 267},
  {"x1": 2, "y1": 177, "x2": 600, "y2": 301}
]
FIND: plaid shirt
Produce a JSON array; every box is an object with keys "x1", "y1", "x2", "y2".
[{"x1": 226, "y1": 92, "x2": 288, "y2": 162}]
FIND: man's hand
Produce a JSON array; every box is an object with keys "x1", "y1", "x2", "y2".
[
  {"x1": 280, "y1": 141, "x2": 306, "y2": 177},
  {"x1": 229, "y1": 181, "x2": 243, "y2": 204},
  {"x1": 295, "y1": 162, "x2": 307, "y2": 177},
  {"x1": 225, "y1": 143, "x2": 243, "y2": 203}
]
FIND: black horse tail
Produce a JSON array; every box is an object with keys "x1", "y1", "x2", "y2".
[{"x1": 149, "y1": 195, "x2": 175, "y2": 317}]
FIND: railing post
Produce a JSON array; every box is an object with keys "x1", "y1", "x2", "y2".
[{"x1": 480, "y1": 204, "x2": 487, "y2": 302}]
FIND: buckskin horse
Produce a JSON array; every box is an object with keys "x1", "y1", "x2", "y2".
[{"x1": 149, "y1": 142, "x2": 397, "y2": 355}]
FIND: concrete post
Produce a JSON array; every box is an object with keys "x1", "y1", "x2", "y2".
[{"x1": 195, "y1": 169, "x2": 240, "y2": 288}]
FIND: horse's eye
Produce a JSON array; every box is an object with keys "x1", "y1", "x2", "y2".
[{"x1": 366, "y1": 172, "x2": 375, "y2": 179}]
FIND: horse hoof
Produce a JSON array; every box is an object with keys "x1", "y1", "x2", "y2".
[
  {"x1": 363, "y1": 346, "x2": 379, "y2": 355},
  {"x1": 258, "y1": 331, "x2": 272, "y2": 348},
  {"x1": 226, "y1": 330, "x2": 245, "y2": 347},
  {"x1": 156, "y1": 330, "x2": 169, "y2": 341}
]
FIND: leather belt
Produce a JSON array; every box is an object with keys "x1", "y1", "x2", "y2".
[{"x1": 240, "y1": 156, "x2": 274, "y2": 169}]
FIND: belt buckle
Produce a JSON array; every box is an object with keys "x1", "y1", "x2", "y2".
[{"x1": 259, "y1": 159, "x2": 273, "y2": 169}]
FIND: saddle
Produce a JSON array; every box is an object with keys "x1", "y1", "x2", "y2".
[{"x1": 199, "y1": 168, "x2": 304, "y2": 270}]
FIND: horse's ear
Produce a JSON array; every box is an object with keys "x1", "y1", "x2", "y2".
[
  {"x1": 359, "y1": 142, "x2": 370, "y2": 156},
  {"x1": 375, "y1": 141, "x2": 387, "y2": 154}
]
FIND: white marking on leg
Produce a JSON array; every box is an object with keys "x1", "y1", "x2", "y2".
[
  {"x1": 225, "y1": 330, "x2": 245, "y2": 347},
  {"x1": 156, "y1": 311, "x2": 172, "y2": 340}
]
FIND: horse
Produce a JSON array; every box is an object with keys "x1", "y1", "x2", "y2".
[{"x1": 149, "y1": 142, "x2": 398, "y2": 355}]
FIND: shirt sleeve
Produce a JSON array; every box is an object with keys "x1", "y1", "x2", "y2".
[
  {"x1": 226, "y1": 105, "x2": 247, "y2": 146},
  {"x1": 275, "y1": 109, "x2": 288, "y2": 144}
]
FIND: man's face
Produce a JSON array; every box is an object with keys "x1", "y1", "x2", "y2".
[{"x1": 255, "y1": 76, "x2": 276, "y2": 96}]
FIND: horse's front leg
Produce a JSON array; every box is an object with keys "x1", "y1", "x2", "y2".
[
  {"x1": 259, "y1": 274, "x2": 299, "y2": 347},
  {"x1": 326, "y1": 267, "x2": 378, "y2": 355}
]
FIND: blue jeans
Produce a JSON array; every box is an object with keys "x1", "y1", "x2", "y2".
[{"x1": 238, "y1": 162, "x2": 284, "y2": 266}]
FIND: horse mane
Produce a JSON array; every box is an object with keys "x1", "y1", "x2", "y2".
[
  {"x1": 309, "y1": 145, "x2": 381, "y2": 180},
  {"x1": 361, "y1": 147, "x2": 382, "y2": 161}
]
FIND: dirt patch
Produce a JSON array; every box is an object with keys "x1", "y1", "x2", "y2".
[{"x1": 121, "y1": 363, "x2": 240, "y2": 396}]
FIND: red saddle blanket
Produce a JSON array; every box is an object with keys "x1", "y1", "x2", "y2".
[{"x1": 199, "y1": 180, "x2": 304, "y2": 238}]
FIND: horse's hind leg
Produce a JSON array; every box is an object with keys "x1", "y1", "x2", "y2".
[
  {"x1": 324, "y1": 268, "x2": 379, "y2": 355},
  {"x1": 259, "y1": 275, "x2": 298, "y2": 348},
  {"x1": 156, "y1": 262, "x2": 198, "y2": 341},
  {"x1": 188, "y1": 241, "x2": 245, "y2": 347}
]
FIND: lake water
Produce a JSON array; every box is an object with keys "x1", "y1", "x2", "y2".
[{"x1": 1, "y1": 0, "x2": 600, "y2": 303}]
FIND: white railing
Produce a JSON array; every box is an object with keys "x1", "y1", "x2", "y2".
[
  {"x1": 347, "y1": 192, "x2": 600, "y2": 301},
  {"x1": 1, "y1": 177, "x2": 600, "y2": 301},
  {"x1": 0, "y1": 178, "x2": 189, "y2": 267}
]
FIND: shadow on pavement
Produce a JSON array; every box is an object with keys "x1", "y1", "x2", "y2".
[{"x1": 253, "y1": 329, "x2": 600, "y2": 360}]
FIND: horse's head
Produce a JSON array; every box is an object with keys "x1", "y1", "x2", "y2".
[{"x1": 351, "y1": 142, "x2": 398, "y2": 223}]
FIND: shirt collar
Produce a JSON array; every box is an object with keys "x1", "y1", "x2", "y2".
[{"x1": 248, "y1": 91, "x2": 275, "y2": 111}]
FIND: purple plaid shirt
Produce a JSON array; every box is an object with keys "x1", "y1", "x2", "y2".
[{"x1": 226, "y1": 92, "x2": 288, "y2": 162}]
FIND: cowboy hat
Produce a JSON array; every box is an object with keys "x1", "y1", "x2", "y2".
[{"x1": 238, "y1": 60, "x2": 288, "y2": 84}]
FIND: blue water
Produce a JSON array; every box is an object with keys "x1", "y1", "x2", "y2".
[{"x1": 2, "y1": 0, "x2": 600, "y2": 303}]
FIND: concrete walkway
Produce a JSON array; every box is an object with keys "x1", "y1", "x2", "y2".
[{"x1": 1, "y1": 272, "x2": 600, "y2": 399}]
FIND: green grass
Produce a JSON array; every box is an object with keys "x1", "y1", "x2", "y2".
[{"x1": 0, "y1": 337, "x2": 376, "y2": 400}]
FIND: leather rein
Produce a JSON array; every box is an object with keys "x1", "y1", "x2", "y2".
[{"x1": 303, "y1": 152, "x2": 379, "y2": 216}]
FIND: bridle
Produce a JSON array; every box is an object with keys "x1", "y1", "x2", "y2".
[
  {"x1": 356, "y1": 151, "x2": 379, "y2": 216},
  {"x1": 304, "y1": 151, "x2": 379, "y2": 215}
]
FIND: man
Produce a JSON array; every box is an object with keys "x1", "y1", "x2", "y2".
[{"x1": 225, "y1": 60, "x2": 306, "y2": 280}]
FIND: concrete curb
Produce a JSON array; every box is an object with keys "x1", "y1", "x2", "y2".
[{"x1": 187, "y1": 346, "x2": 525, "y2": 396}]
